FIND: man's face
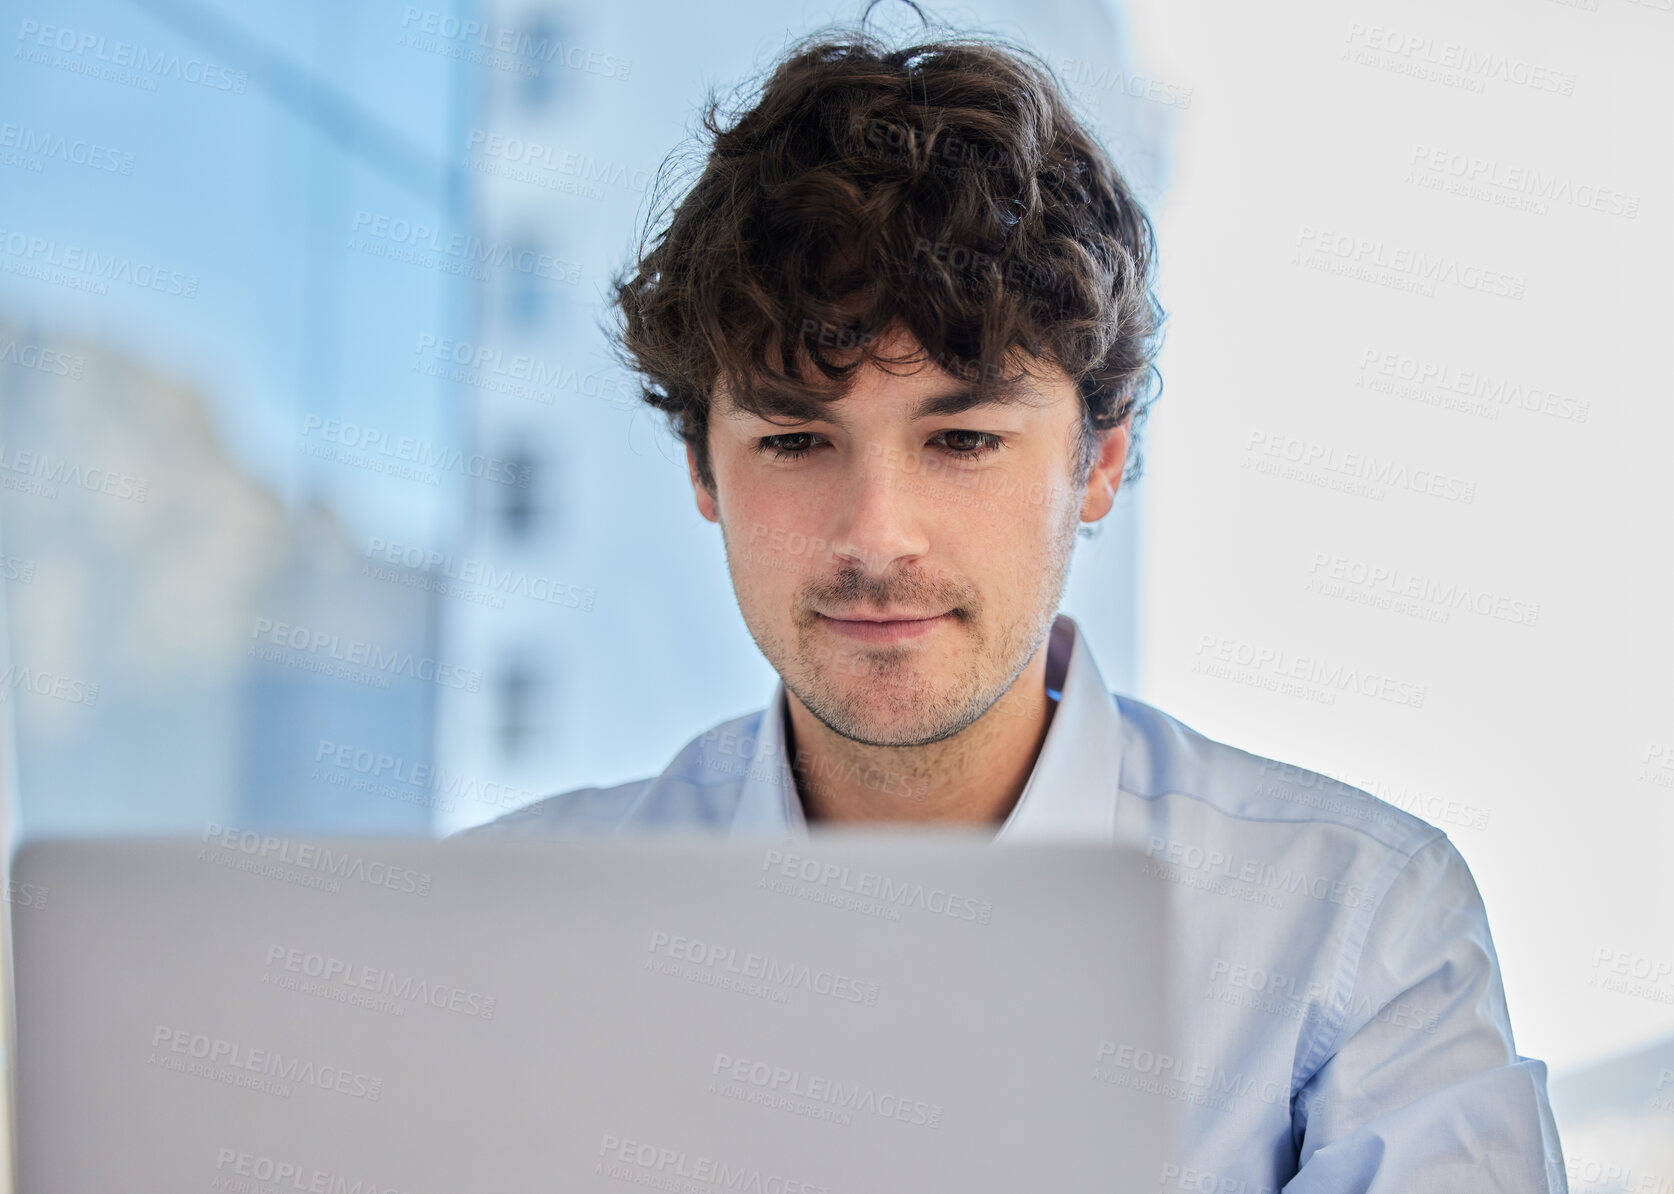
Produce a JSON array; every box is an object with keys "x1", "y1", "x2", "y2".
[{"x1": 688, "y1": 326, "x2": 1126, "y2": 749}]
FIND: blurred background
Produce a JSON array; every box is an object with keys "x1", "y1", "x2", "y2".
[{"x1": 0, "y1": 0, "x2": 1669, "y2": 1185}]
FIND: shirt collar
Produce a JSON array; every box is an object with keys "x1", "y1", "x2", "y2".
[{"x1": 726, "y1": 612, "x2": 1123, "y2": 841}]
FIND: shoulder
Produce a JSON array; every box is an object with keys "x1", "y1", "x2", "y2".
[
  {"x1": 445, "y1": 705, "x2": 770, "y2": 841},
  {"x1": 445, "y1": 778, "x2": 652, "y2": 841},
  {"x1": 1112, "y1": 690, "x2": 1445, "y2": 859},
  {"x1": 1107, "y1": 695, "x2": 1509, "y2": 1106}
]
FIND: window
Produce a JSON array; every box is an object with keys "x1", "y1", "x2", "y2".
[
  {"x1": 496, "y1": 447, "x2": 540, "y2": 539},
  {"x1": 517, "y1": 12, "x2": 568, "y2": 111},
  {"x1": 495, "y1": 660, "x2": 540, "y2": 757},
  {"x1": 504, "y1": 236, "x2": 548, "y2": 328}
]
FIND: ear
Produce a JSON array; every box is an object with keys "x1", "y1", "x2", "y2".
[
  {"x1": 686, "y1": 441, "x2": 719, "y2": 523},
  {"x1": 1078, "y1": 421, "x2": 1131, "y2": 523}
]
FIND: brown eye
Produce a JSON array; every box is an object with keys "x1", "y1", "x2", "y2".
[
  {"x1": 935, "y1": 430, "x2": 1003, "y2": 457},
  {"x1": 754, "y1": 433, "x2": 825, "y2": 459}
]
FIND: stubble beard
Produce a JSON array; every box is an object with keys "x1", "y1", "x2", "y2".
[{"x1": 728, "y1": 493, "x2": 1082, "y2": 750}]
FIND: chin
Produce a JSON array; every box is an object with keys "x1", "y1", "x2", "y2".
[
  {"x1": 830, "y1": 716, "x2": 949, "y2": 749},
  {"x1": 817, "y1": 682, "x2": 979, "y2": 746}
]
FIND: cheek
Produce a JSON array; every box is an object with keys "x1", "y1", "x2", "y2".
[
  {"x1": 723, "y1": 490, "x2": 831, "y2": 584},
  {"x1": 980, "y1": 474, "x2": 1072, "y2": 542}
]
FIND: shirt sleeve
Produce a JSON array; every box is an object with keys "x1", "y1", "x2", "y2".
[{"x1": 1283, "y1": 833, "x2": 1568, "y2": 1192}]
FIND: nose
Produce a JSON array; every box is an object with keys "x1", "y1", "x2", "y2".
[{"x1": 826, "y1": 444, "x2": 932, "y2": 574}]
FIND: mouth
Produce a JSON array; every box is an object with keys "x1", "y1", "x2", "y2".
[{"x1": 814, "y1": 610, "x2": 956, "y2": 644}]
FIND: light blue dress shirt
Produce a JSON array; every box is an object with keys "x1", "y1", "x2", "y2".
[{"x1": 457, "y1": 613, "x2": 1566, "y2": 1190}]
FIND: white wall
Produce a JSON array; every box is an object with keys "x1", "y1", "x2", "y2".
[{"x1": 1120, "y1": 0, "x2": 1674, "y2": 1173}]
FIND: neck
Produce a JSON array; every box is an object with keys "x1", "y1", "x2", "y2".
[{"x1": 783, "y1": 637, "x2": 1057, "y2": 827}]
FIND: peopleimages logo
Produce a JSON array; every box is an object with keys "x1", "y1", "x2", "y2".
[
  {"x1": 595, "y1": 1133, "x2": 828, "y2": 1194},
  {"x1": 1342, "y1": 23, "x2": 1577, "y2": 95},
  {"x1": 761, "y1": 847, "x2": 994, "y2": 924},
  {"x1": 150, "y1": 1025, "x2": 382, "y2": 1100},
  {"x1": 213, "y1": 1148, "x2": 410, "y2": 1194},
  {"x1": 1058, "y1": 57, "x2": 1195, "y2": 108},
  {"x1": 413, "y1": 334, "x2": 634, "y2": 402},
  {"x1": 15, "y1": 19, "x2": 249, "y2": 91},
  {"x1": 1145, "y1": 836, "x2": 1366, "y2": 908},
  {"x1": 1193, "y1": 631, "x2": 1428, "y2": 710},
  {"x1": 1294, "y1": 225, "x2": 1527, "y2": 301},
  {"x1": 1307, "y1": 551, "x2": 1541, "y2": 628},
  {"x1": 1246, "y1": 429, "x2": 1477, "y2": 504},
  {"x1": 249, "y1": 617, "x2": 483, "y2": 693},
  {"x1": 0, "y1": 443, "x2": 149, "y2": 502},
  {"x1": 263, "y1": 943, "x2": 497, "y2": 1018},
  {"x1": 4, "y1": 877, "x2": 48, "y2": 910},
  {"x1": 0, "y1": 228, "x2": 198, "y2": 297},
  {"x1": 351, "y1": 211, "x2": 581, "y2": 282},
  {"x1": 0, "y1": 662, "x2": 100, "y2": 707},
  {"x1": 1206, "y1": 957, "x2": 1440, "y2": 1034},
  {"x1": 200, "y1": 823, "x2": 433, "y2": 896},
  {"x1": 463, "y1": 130, "x2": 650, "y2": 193},
  {"x1": 647, "y1": 929, "x2": 881, "y2": 1005},
  {"x1": 1258, "y1": 758, "x2": 1491, "y2": 835},
  {"x1": 398, "y1": 7, "x2": 632, "y2": 80},
  {"x1": 1357, "y1": 347, "x2": 1590, "y2": 424},
  {"x1": 1092, "y1": 1040, "x2": 1288, "y2": 1109},
  {"x1": 313, "y1": 738, "x2": 542, "y2": 815},
  {"x1": 1159, "y1": 1163, "x2": 1278, "y2": 1194},
  {"x1": 299, "y1": 415, "x2": 530, "y2": 489},
  {"x1": 711, "y1": 1052, "x2": 943, "y2": 1128},
  {"x1": 0, "y1": 123, "x2": 134, "y2": 174},
  {"x1": 0, "y1": 338, "x2": 84, "y2": 378},
  {"x1": 362, "y1": 538, "x2": 595, "y2": 611},
  {"x1": 1407, "y1": 144, "x2": 1639, "y2": 219}
]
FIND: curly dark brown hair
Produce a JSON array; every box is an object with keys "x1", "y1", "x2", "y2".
[{"x1": 609, "y1": 23, "x2": 1165, "y2": 499}]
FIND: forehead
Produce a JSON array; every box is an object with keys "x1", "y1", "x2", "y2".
[{"x1": 716, "y1": 330, "x2": 1071, "y2": 426}]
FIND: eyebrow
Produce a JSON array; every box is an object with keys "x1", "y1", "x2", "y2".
[{"x1": 724, "y1": 383, "x2": 1038, "y2": 428}]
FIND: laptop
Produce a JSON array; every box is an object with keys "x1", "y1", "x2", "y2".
[{"x1": 9, "y1": 830, "x2": 1173, "y2": 1191}]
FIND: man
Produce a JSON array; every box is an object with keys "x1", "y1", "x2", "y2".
[{"x1": 458, "y1": 27, "x2": 1566, "y2": 1190}]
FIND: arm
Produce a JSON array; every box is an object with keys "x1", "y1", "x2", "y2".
[{"x1": 1284, "y1": 834, "x2": 1567, "y2": 1192}]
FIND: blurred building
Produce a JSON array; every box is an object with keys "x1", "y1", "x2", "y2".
[
  {"x1": 1549, "y1": 1034, "x2": 1674, "y2": 1190},
  {"x1": 0, "y1": 319, "x2": 436, "y2": 836}
]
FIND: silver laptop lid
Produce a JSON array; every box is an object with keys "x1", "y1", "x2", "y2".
[{"x1": 11, "y1": 832, "x2": 1174, "y2": 1191}]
